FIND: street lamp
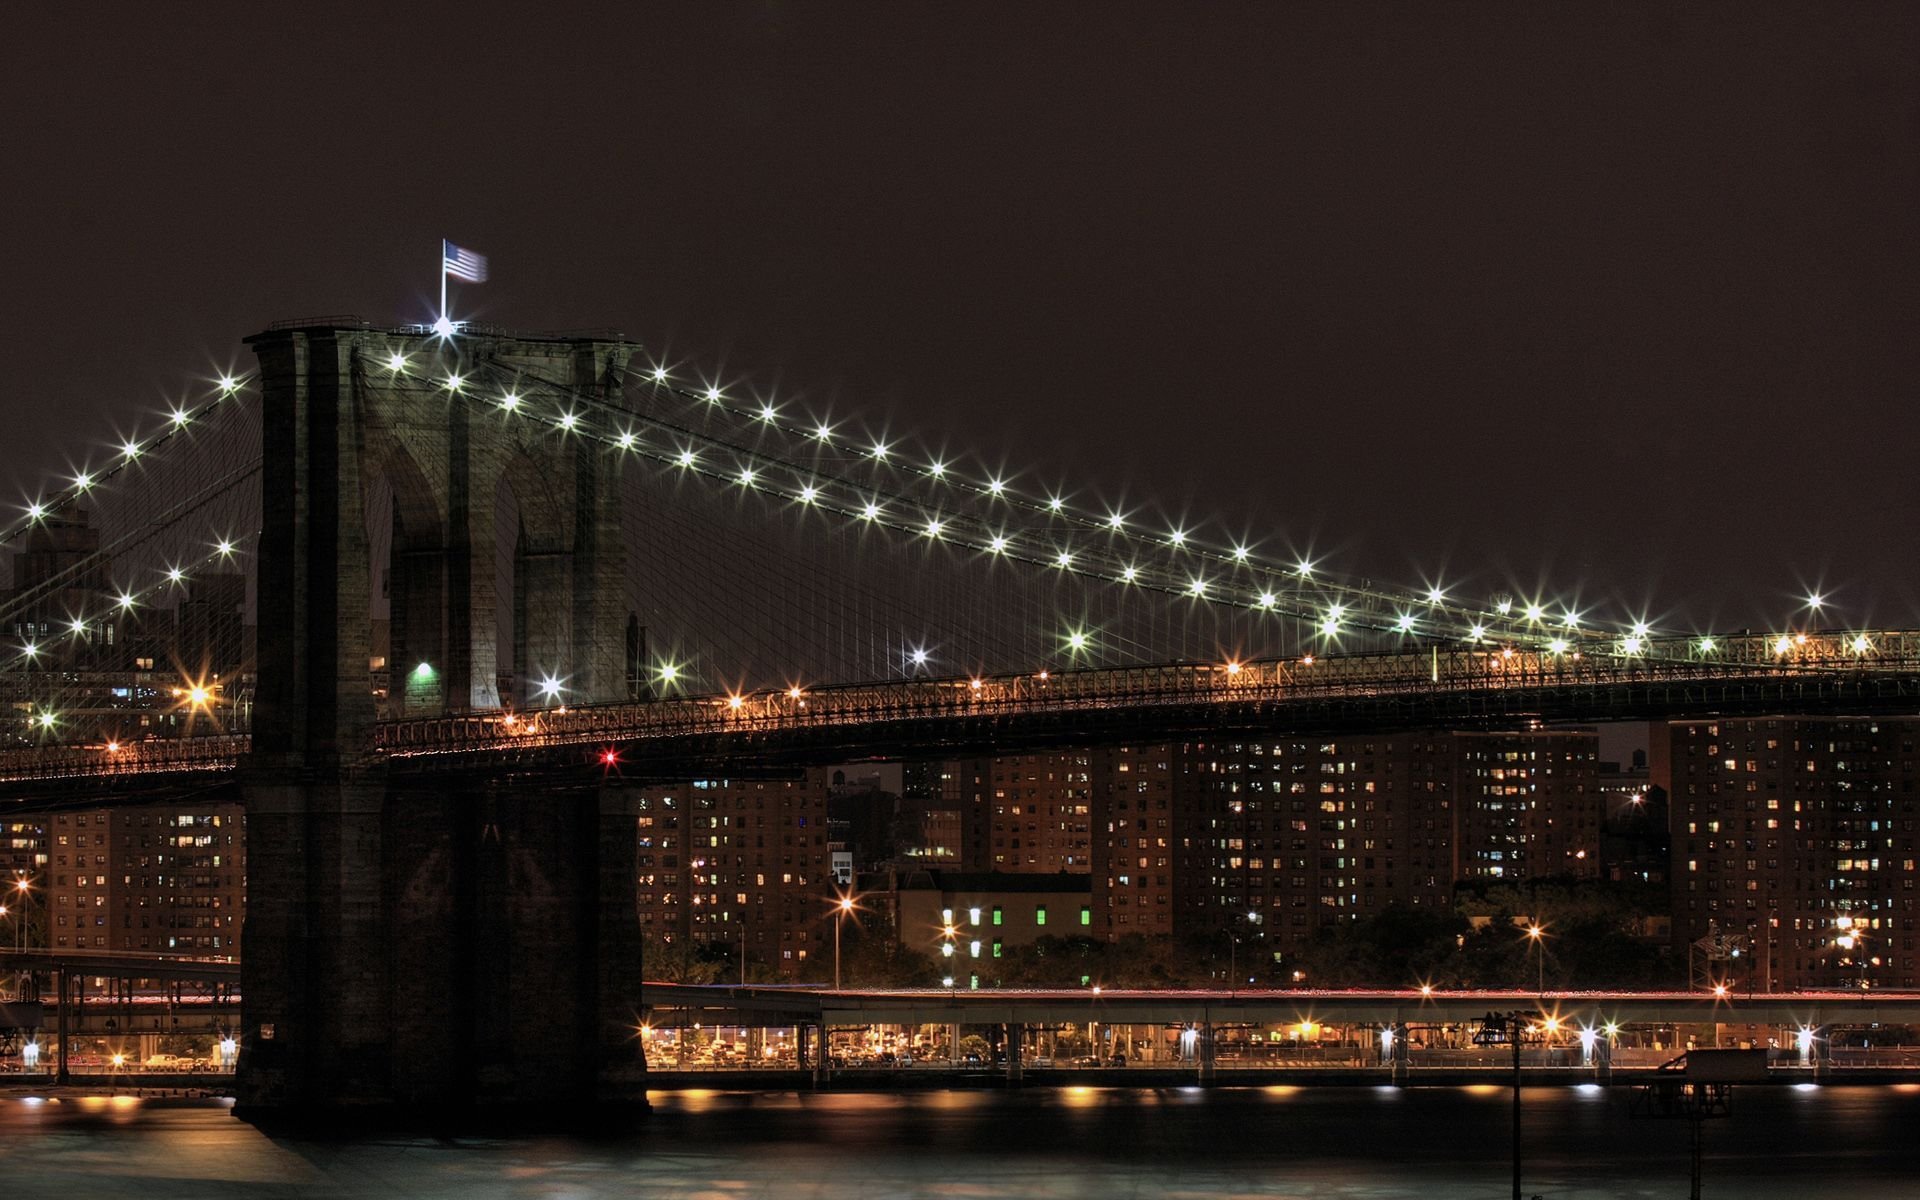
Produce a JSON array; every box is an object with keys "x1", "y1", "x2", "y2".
[
  {"x1": 1473, "y1": 1010, "x2": 1539, "y2": 1200},
  {"x1": 1525, "y1": 924, "x2": 1547, "y2": 993},
  {"x1": 1227, "y1": 910, "x2": 1261, "y2": 994},
  {"x1": 832, "y1": 891, "x2": 858, "y2": 991},
  {"x1": 1837, "y1": 931, "x2": 1869, "y2": 990}
]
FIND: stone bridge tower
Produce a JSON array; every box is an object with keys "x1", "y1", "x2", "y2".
[{"x1": 237, "y1": 322, "x2": 646, "y2": 1114}]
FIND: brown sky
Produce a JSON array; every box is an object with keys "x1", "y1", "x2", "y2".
[{"x1": 1, "y1": 3, "x2": 1914, "y2": 632}]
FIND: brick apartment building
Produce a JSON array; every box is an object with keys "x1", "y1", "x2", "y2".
[
  {"x1": 46, "y1": 804, "x2": 245, "y2": 956},
  {"x1": 1658, "y1": 716, "x2": 1919, "y2": 990},
  {"x1": 633, "y1": 771, "x2": 833, "y2": 978}
]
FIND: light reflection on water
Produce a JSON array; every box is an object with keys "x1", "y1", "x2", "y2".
[{"x1": 0, "y1": 1085, "x2": 1913, "y2": 1199}]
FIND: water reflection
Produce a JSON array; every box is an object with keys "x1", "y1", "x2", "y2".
[{"x1": 0, "y1": 1085, "x2": 1912, "y2": 1198}]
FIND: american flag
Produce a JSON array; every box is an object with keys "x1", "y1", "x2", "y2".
[{"x1": 442, "y1": 241, "x2": 488, "y2": 283}]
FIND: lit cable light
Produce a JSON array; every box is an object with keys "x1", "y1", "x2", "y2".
[{"x1": 500, "y1": 392, "x2": 521, "y2": 411}]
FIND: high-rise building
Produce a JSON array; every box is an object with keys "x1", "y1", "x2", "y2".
[
  {"x1": 1660, "y1": 716, "x2": 1919, "y2": 990},
  {"x1": 1450, "y1": 729, "x2": 1602, "y2": 881},
  {"x1": 1003, "y1": 727, "x2": 1602, "y2": 956},
  {"x1": 46, "y1": 804, "x2": 245, "y2": 956},
  {"x1": 633, "y1": 771, "x2": 832, "y2": 978},
  {"x1": 983, "y1": 752, "x2": 1093, "y2": 871}
]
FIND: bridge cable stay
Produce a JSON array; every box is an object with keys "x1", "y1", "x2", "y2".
[{"x1": 0, "y1": 336, "x2": 1910, "y2": 775}]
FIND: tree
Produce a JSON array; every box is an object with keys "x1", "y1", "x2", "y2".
[{"x1": 642, "y1": 932, "x2": 723, "y2": 984}]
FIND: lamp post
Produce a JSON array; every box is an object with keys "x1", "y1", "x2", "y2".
[
  {"x1": 1473, "y1": 1010, "x2": 1536, "y2": 1200},
  {"x1": 1525, "y1": 923, "x2": 1547, "y2": 993},
  {"x1": 832, "y1": 892, "x2": 858, "y2": 991},
  {"x1": 12, "y1": 874, "x2": 29, "y2": 953},
  {"x1": 1837, "y1": 932, "x2": 1868, "y2": 990},
  {"x1": 1227, "y1": 910, "x2": 1261, "y2": 995}
]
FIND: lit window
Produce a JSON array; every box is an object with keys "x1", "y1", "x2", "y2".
[{"x1": 1036, "y1": 905, "x2": 1047, "y2": 926}]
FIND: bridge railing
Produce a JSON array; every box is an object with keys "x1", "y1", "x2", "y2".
[
  {"x1": 371, "y1": 629, "x2": 1920, "y2": 758},
  {"x1": 9, "y1": 631, "x2": 1919, "y2": 777},
  {"x1": 0, "y1": 734, "x2": 251, "y2": 782}
]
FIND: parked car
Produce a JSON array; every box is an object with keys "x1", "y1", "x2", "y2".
[
  {"x1": 1072, "y1": 1055, "x2": 1100, "y2": 1068},
  {"x1": 962, "y1": 1052, "x2": 984, "y2": 1066},
  {"x1": 1109, "y1": 1053, "x2": 1128, "y2": 1067}
]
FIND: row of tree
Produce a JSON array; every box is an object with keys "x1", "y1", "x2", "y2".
[{"x1": 645, "y1": 876, "x2": 1682, "y2": 990}]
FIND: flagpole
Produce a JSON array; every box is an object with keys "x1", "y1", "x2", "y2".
[{"x1": 439, "y1": 238, "x2": 448, "y2": 324}]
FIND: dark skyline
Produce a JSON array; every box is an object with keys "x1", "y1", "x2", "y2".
[{"x1": 3, "y1": 4, "x2": 1914, "y2": 631}]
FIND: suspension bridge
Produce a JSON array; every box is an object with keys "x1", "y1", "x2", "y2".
[{"x1": 0, "y1": 317, "x2": 1911, "y2": 1113}]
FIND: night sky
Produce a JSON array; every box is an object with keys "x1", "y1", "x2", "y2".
[{"x1": 3, "y1": 4, "x2": 1914, "y2": 632}]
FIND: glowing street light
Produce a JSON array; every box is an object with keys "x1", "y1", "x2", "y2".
[
  {"x1": 1525, "y1": 924, "x2": 1547, "y2": 993},
  {"x1": 833, "y1": 891, "x2": 859, "y2": 990}
]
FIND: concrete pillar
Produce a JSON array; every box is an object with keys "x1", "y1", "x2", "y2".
[
  {"x1": 812, "y1": 1024, "x2": 828, "y2": 1087},
  {"x1": 1594, "y1": 1032, "x2": 1612, "y2": 1084},
  {"x1": 1813, "y1": 1026, "x2": 1832, "y2": 1079},
  {"x1": 1006, "y1": 1023, "x2": 1023, "y2": 1083},
  {"x1": 1198, "y1": 1022, "x2": 1216, "y2": 1085},
  {"x1": 55, "y1": 967, "x2": 69, "y2": 1086},
  {"x1": 1391, "y1": 1022, "x2": 1412, "y2": 1086}
]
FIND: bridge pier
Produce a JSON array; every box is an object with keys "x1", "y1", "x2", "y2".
[
  {"x1": 235, "y1": 324, "x2": 647, "y2": 1118},
  {"x1": 1197, "y1": 1021, "x2": 1216, "y2": 1085},
  {"x1": 1005, "y1": 1023, "x2": 1023, "y2": 1084},
  {"x1": 1594, "y1": 1031, "x2": 1612, "y2": 1084},
  {"x1": 1390, "y1": 1022, "x2": 1411, "y2": 1086}
]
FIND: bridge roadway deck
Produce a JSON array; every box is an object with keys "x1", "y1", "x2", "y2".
[
  {"x1": 5, "y1": 630, "x2": 1920, "y2": 786},
  {"x1": 643, "y1": 983, "x2": 1920, "y2": 1030}
]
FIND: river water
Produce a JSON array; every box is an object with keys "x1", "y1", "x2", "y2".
[{"x1": 0, "y1": 1083, "x2": 1915, "y2": 1198}]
